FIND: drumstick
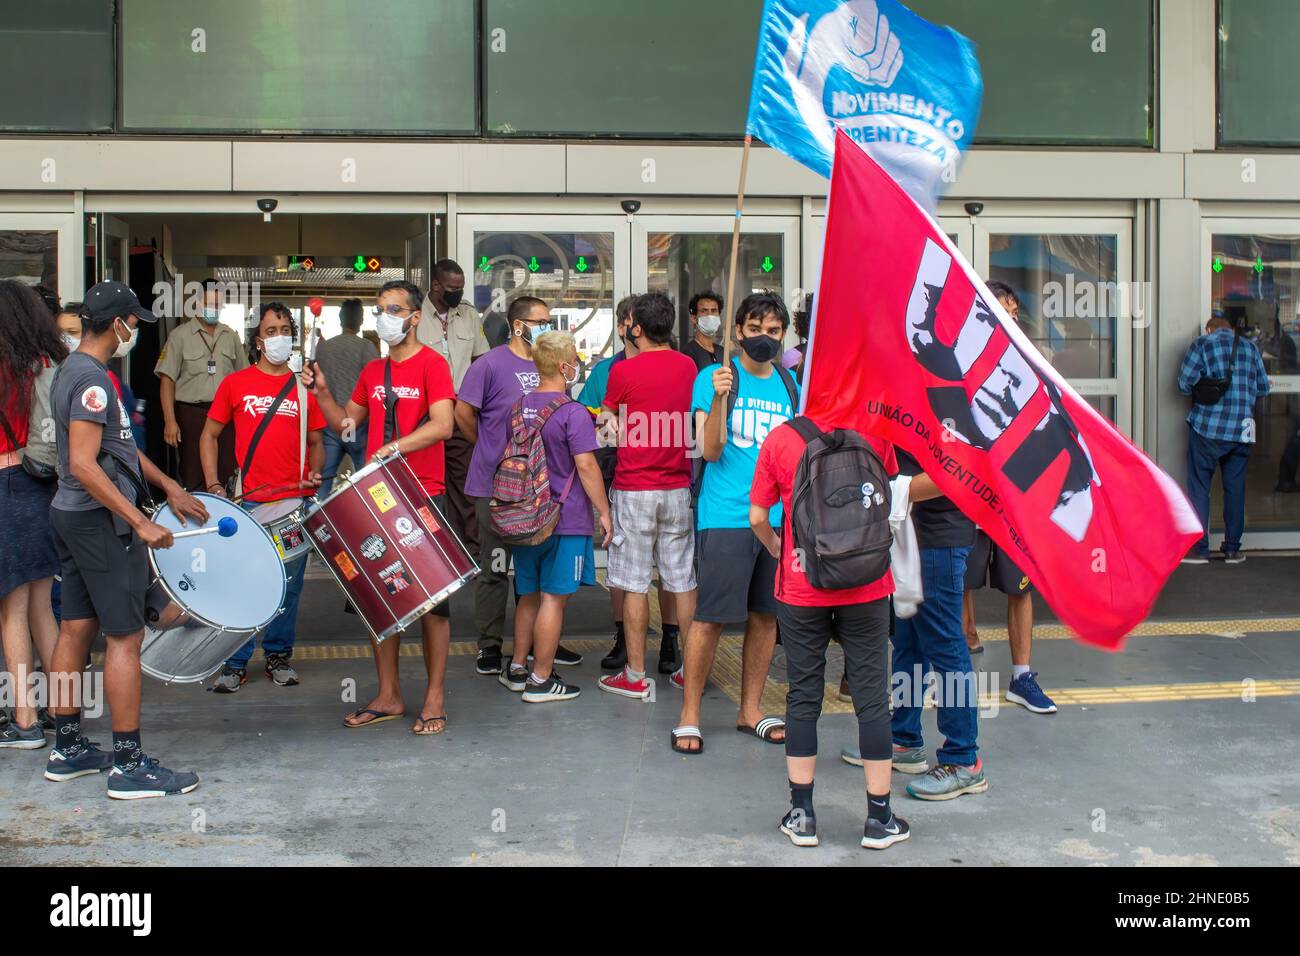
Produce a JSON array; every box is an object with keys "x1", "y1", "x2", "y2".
[{"x1": 167, "y1": 517, "x2": 239, "y2": 541}]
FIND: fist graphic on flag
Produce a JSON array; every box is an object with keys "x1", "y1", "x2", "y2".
[{"x1": 784, "y1": 0, "x2": 903, "y2": 89}]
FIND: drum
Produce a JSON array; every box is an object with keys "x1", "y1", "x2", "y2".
[
  {"x1": 140, "y1": 493, "x2": 288, "y2": 684},
  {"x1": 249, "y1": 497, "x2": 312, "y2": 563},
  {"x1": 303, "y1": 453, "x2": 478, "y2": 642}
]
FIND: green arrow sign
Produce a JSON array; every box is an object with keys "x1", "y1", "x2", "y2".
[
  {"x1": 478, "y1": 255, "x2": 491, "y2": 273},
  {"x1": 353, "y1": 255, "x2": 367, "y2": 273},
  {"x1": 528, "y1": 256, "x2": 540, "y2": 273},
  {"x1": 1212, "y1": 256, "x2": 1223, "y2": 274},
  {"x1": 760, "y1": 255, "x2": 775, "y2": 274},
  {"x1": 1255, "y1": 256, "x2": 1265, "y2": 274},
  {"x1": 575, "y1": 256, "x2": 589, "y2": 273}
]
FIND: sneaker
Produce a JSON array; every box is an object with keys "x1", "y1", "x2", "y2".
[
  {"x1": 1180, "y1": 554, "x2": 1210, "y2": 565},
  {"x1": 1006, "y1": 671, "x2": 1058, "y2": 714},
  {"x1": 211, "y1": 666, "x2": 246, "y2": 694},
  {"x1": 779, "y1": 807, "x2": 819, "y2": 847},
  {"x1": 0, "y1": 721, "x2": 47, "y2": 750},
  {"x1": 37, "y1": 708, "x2": 55, "y2": 733},
  {"x1": 476, "y1": 647, "x2": 503, "y2": 675},
  {"x1": 1224, "y1": 550, "x2": 1246, "y2": 565},
  {"x1": 840, "y1": 744, "x2": 929, "y2": 774},
  {"x1": 837, "y1": 674, "x2": 852, "y2": 703},
  {"x1": 658, "y1": 631, "x2": 679, "y2": 674},
  {"x1": 598, "y1": 669, "x2": 650, "y2": 700},
  {"x1": 600, "y1": 634, "x2": 627, "y2": 670},
  {"x1": 522, "y1": 674, "x2": 582, "y2": 704},
  {"x1": 862, "y1": 813, "x2": 911, "y2": 850},
  {"x1": 1276, "y1": 479, "x2": 1300, "y2": 493},
  {"x1": 499, "y1": 663, "x2": 528, "y2": 692},
  {"x1": 106, "y1": 756, "x2": 199, "y2": 800},
  {"x1": 906, "y1": 761, "x2": 988, "y2": 801},
  {"x1": 44, "y1": 736, "x2": 114, "y2": 781},
  {"x1": 528, "y1": 645, "x2": 583, "y2": 667},
  {"x1": 264, "y1": 654, "x2": 299, "y2": 686},
  {"x1": 669, "y1": 666, "x2": 684, "y2": 690}
]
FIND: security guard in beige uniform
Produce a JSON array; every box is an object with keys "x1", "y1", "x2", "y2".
[
  {"x1": 156, "y1": 285, "x2": 247, "y2": 490},
  {"x1": 415, "y1": 258, "x2": 490, "y2": 552}
]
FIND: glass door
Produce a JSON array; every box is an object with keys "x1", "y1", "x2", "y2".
[
  {"x1": 457, "y1": 215, "x2": 629, "y2": 373},
  {"x1": 973, "y1": 217, "x2": 1134, "y2": 435},
  {"x1": 0, "y1": 213, "x2": 77, "y2": 301},
  {"x1": 1201, "y1": 219, "x2": 1300, "y2": 548},
  {"x1": 632, "y1": 215, "x2": 800, "y2": 347}
]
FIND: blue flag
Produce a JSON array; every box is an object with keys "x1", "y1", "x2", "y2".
[{"x1": 746, "y1": 0, "x2": 982, "y2": 211}]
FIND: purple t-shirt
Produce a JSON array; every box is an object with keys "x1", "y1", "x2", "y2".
[
  {"x1": 523, "y1": 391, "x2": 599, "y2": 536},
  {"x1": 459, "y1": 345, "x2": 540, "y2": 498}
]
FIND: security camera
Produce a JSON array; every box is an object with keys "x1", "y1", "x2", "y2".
[
  {"x1": 620, "y1": 199, "x2": 642, "y2": 215},
  {"x1": 257, "y1": 197, "x2": 279, "y2": 221},
  {"x1": 963, "y1": 202, "x2": 984, "y2": 217}
]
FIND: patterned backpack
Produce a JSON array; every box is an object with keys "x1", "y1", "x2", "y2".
[{"x1": 489, "y1": 396, "x2": 576, "y2": 545}]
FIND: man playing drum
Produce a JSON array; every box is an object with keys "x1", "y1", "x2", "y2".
[
  {"x1": 200, "y1": 302, "x2": 326, "y2": 692},
  {"x1": 44, "y1": 281, "x2": 209, "y2": 799},
  {"x1": 306, "y1": 281, "x2": 457, "y2": 735}
]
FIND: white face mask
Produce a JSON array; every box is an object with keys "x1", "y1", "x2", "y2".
[
  {"x1": 697, "y1": 314, "x2": 722, "y2": 337},
  {"x1": 113, "y1": 319, "x2": 138, "y2": 359},
  {"x1": 261, "y1": 334, "x2": 293, "y2": 365},
  {"x1": 562, "y1": 362, "x2": 580, "y2": 387},
  {"x1": 376, "y1": 313, "x2": 410, "y2": 345},
  {"x1": 62, "y1": 333, "x2": 81, "y2": 352}
]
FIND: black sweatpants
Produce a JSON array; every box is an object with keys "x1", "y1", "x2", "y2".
[{"x1": 778, "y1": 597, "x2": 891, "y2": 761}]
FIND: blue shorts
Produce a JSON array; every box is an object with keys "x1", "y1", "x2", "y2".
[{"x1": 513, "y1": 534, "x2": 596, "y2": 596}]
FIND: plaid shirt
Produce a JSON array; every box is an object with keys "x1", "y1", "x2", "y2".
[{"x1": 1177, "y1": 328, "x2": 1270, "y2": 443}]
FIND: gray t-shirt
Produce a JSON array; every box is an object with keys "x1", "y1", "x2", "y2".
[
  {"x1": 51, "y1": 351, "x2": 143, "y2": 512},
  {"x1": 314, "y1": 332, "x2": 378, "y2": 406}
]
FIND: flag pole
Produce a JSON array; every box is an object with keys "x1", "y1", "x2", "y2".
[{"x1": 719, "y1": 133, "x2": 753, "y2": 442}]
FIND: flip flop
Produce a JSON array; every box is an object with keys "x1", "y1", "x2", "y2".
[
  {"x1": 343, "y1": 708, "x2": 403, "y2": 729},
  {"x1": 413, "y1": 714, "x2": 448, "y2": 736},
  {"x1": 671, "y1": 725, "x2": 704, "y2": 755},
  {"x1": 968, "y1": 643, "x2": 985, "y2": 655},
  {"x1": 736, "y1": 716, "x2": 786, "y2": 744}
]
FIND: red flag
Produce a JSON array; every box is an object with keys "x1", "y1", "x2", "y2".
[{"x1": 804, "y1": 130, "x2": 1201, "y2": 650}]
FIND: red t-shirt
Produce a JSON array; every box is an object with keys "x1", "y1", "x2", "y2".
[
  {"x1": 750, "y1": 418, "x2": 898, "y2": 608},
  {"x1": 351, "y1": 346, "x2": 455, "y2": 496},
  {"x1": 603, "y1": 348, "x2": 696, "y2": 491},
  {"x1": 208, "y1": 366, "x2": 326, "y2": 504}
]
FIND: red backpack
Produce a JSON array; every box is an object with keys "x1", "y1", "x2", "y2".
[{"x1": 489, "y1": 396, "x2": 576, "y2": 545}]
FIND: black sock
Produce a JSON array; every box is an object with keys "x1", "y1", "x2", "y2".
[
  {"x1": 789, "y1": 779, "x2": 815, "y2": 814},
  {"x1": 614, "y1": 621, "x2": 625, "y2": 641},
  {"x1": 867, "y1": 790, "x2": 892, "y2": 823},
  {"x1": 54, "y1": 712, "x2": 82, "y2": 748},
  {"x1": 112, "y1": 730, "x2": 143, "y2": 770},
  {"x1": 661, "y1": 623, "x2": 680, "y2": 642}
]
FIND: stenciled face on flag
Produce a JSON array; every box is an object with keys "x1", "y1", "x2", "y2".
[
  {"x1": 802, "y1": 131, "x2": 1202, "y2": 649},
  {"x1": 747, "y1": 0, "x2": 982, "y2": 211}
]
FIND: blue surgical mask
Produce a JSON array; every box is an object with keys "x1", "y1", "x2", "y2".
[{"x1": 201, "y1": 308, "x2": 220, "y2": 325}]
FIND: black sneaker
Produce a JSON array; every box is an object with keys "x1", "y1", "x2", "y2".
[
  {"x1": 553, "y1": 645, "x2": 583, "y2": 667},
  {"x1": 499, "y1": 663, "x2": 528, "y2": 692},
  {"x1": 1224, "y1": 550, "x2": 1246, "y2": 565},
  {"x1": 522, "y1": 673, "x2": 582, "y2": 704},
  {"x1": 476, "y1": 647, "x2": 503, "y2": 675},
  {"x1": 106, "y1": 756, "x2": 199, "y2": 800},
  {"x1": 861, "y1": 813, "x2": 911, "y2": 850},
  {"x1": 0, "y1": 721, "x2": 47, "y2": 750},
  {"x1": 658, "y1": 631, "x2": 679, "y2": 674},
  {"x1": 600, "y1": 634, "x2": 627, "y2": 670},
  {"x1": 779, "y1": 806, "x2": 818, "y2": 847},
  {"x1": 264, "y1": 654, "x2": 300, "y2": 686},
  {"x1": 44, "y1": 736, "x2": 114, "y2": 781}
]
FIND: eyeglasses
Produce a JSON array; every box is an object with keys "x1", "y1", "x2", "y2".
[{"x1": 372, "y1": 305, "x2": 416, "y2": 318}]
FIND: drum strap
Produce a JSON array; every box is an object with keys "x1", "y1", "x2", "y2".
[
  {"x1": 383, "y1": 359, "x2": 429, "y2": 446},
  {"x1": 297, "y1": 377, "x2": 308, "y2": 482},
  {"x1": 234, "y1": 373, "x2": 298, "y2": 498}
]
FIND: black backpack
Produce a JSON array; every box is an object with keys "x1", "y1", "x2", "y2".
[{"x1": 786, "y1": 417, "x2": 892, "y2": 591}]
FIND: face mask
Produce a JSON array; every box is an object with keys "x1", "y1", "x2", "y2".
[
  {"x1": 201, "y1": 308, "x2": 220, "y2": 325},
  {"x1": 62, "y1": 333, "x2": 80, "y2": 352},
  {"x1": 516, "y1": 322, "x2": 551, "y2": 346},
  {"x1": 697, "y1": 314, "x2": 722, "y2": 337},
  {"x1": 113, "y1": 319, "x2": 138, "y2": 359},
  {"x1": 562, "y1": 362, "x2": 580, "y2": 388},
  {"x1": 261, "y1": 335, "x2": 293, "y2": 365},
  {"x1": 442, "y1": 289, "x2": 464, "y2": 310},
  {"x1": 376, "y1": 313, "x2": 410, "y2": 345},
  {"x1": 739, "y1": 333, "x2": 782, "y2": 364}
]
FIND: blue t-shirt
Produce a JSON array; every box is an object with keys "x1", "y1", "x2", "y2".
[
  {"x1": 577, "y1": 351, "x2": 622, "y2": 411},
  {"x1": 691, "y1": 362, "x2": 798, "y2": 530}
]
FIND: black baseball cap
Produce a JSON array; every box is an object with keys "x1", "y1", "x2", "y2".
[{"x1": 85, "y1": 281, "x2": 157, "y2": 324}]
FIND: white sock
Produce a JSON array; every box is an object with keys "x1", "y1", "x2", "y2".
[
  {"x1": 529, "y1": 671, "x2": 548, "y2": 685},
  {"x1": 1012, "y1": 664, "x2": 1031, "y2": 679},
  {"x1": 626, "y1": 666, "x2": 646, "y2": 682}
]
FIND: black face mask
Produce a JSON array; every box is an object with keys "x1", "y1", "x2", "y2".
[
  {"x1": 441, "y1": 289, "x2": 464, "y2": 309},
  {"x1": 739, "y1": 333, "x2": 782, "y2": 364}
]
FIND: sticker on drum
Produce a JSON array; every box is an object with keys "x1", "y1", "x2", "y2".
[
  {"x1": 313, "y1": 525, "x2": 332, "y2": 543},
  {"x1": 416, "y1": 505, "x2": 440, "y2": 531},
  {"x1": 274, "y1": 521, "x2": 307, "y2": 559},
  {"x1": 367, "y1": 481, "x2": 397, "y2": 512},
  {"x1": 359, "y1": 534, "x2": 387, "y2": 560},
  {"x1": 393, "y1": 516, "x2": 425, "y2": 548},
  {"x1": 378, "y1": 560, "x2": 411, "y2": 595},
  {"x1": 334, "y1": 551, "x2": 360, "y2": 580}
]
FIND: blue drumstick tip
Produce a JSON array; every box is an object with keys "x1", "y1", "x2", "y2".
[{"x1": 217, "y1": 516, "x2": 239, "y2": 537}]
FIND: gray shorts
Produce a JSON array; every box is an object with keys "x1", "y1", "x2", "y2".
[
  {"x1": 607, "y1": 488, "x2": 696, "y2": 594},
  {"x1": 694, "y1": 527, "x2": 779, "y2": 623}
]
